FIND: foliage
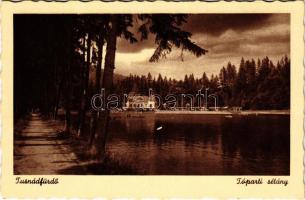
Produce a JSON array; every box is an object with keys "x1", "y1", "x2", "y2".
[{"x1": 115, "y1": 56, "x2": 290, "y2": 110}]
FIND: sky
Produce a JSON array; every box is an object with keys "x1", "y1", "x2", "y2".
[{"x1": 114, "y1": 14, "x2": 290, "y2": 80}]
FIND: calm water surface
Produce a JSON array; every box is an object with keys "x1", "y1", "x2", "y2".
[{"x1": 106, "y1": 113, "x2": 289, "y2": 175}]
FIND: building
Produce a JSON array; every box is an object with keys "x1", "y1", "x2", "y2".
[{"x1": 124, "y1": 94, "x2": 156, "y2": 111}]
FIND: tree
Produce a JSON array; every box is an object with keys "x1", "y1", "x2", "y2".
[
  {"x1": 89, "y1": 14, "x2": 119, "y2": 158},
  {"x1": 147, "y1": 72, "x2": 153, "y2": 88},
  {"x1": 219, "y1": 66, "x2": 227, "y2": 86},
  {"x1": 15, "y1": 14, "x2": 208, "y2": 160},
  {"x1": 62, "y1": 16, "x2": 75, "y2": 136},
  {"x1": 226, "y1": 62, "x2": 237, "y2": 87},
  {"x1": 90, "y1": 14, "x2": 137, "y2": 159},
  {"x1": 138, "y1": 14, "x2": 207, "y2": 62},
  {"x1": 90, "y1": 14, "x2": 207, "y2": 159},
  {"x1": 88, "y1": 17, "x2": 108, "y2": 147},
  {"x1": 233, "y1": 58, "x2": 247, "y2": 107},
  {"x1": 77, "y1": 31, "x2": 92, "y2": 137},
  {"x1": 245, "y1": 59, "x2": 256, "y2": 86},
  {"x1": 201, "y1": 72, "x2": 209, "y2": 88}
]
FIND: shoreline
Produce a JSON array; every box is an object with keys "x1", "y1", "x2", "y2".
[
  {"x1": 155, "y1": 110, "x2": 290, "y2": 115},
  {"x1": 110, "y1": 110, "x2": 290, "y2": 115}
]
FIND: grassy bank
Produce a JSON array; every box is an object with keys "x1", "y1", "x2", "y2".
[{"x1": 54, "y1": 114, "x2": 139, "y2": 175}]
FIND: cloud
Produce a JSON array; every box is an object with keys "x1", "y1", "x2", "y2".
[
  {"x1": 196, "y1": 23, "x2": 289, "y2": 56},
  {"x1": 117, "y1": 34, "x2": 156, "y2": 54},
  {"x1": 182, "y1": 14, "x2": 289, "y2": 36},
  {"x1": 116, "y1": 14, "x2": 289, "y2": 54},
  {"x1": 115, "y1": 14, "x2": 290, "y2": 80}
]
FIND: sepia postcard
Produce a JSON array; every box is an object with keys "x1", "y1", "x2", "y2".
[{"x1": 1, "y1": 0, "x2": 304, "y2": 198}]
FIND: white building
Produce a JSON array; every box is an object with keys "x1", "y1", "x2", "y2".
[{"x1": 124, "y1": 94, "x2": 156, "y2": 111}]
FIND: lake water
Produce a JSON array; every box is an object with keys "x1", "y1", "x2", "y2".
[{"x1": 106, "y1": 113, "x2": 290, "y2": 175}]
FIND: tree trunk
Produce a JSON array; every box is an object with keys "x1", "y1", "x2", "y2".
[
  {"x1": 89, "y1": 38, "x2": 104, "y2": 146},
  {"x1": 64, "y1": 17, "x2": 73, "y2": 136},
  {"x1": 53, "y1": 74, "x2": 65, "y2": 120},
  {"x1": 90, "y1": 14, "x2": 118, "y2": 159},
  {"x1": 78, "y1": 32, "x2": 92, "y2": 137},
  {"x1": 77, "y1": 34, "x2": 87, "y2": 126},
  {"x1": 64, "y1": 73, "x2": 71, "y2": 135}
]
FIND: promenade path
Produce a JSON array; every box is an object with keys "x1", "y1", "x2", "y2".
[{"x1": 14, "y1": 113, "x2": 84, "y2": 174}]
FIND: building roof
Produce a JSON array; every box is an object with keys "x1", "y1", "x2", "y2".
[{"x1": 127, "y1": 95, "x2": 155, "y2": 103}]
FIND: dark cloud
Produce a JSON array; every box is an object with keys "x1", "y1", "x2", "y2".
[
  {"x1": 197, "y1": 33, "x2": 289, "y2": 56},
  {"x1": 182, "y1": 14, "x2": 287, "y2": 36},
  {"x1": 117, "y1": 13, "x2": 290, "y2": 54},
  {"x1": 117, "y1": 34, "x2": 156, "y2": 54}
]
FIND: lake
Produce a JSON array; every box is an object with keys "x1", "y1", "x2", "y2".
[{"x1": 106, "y1": 113, "x2": 290, "y2": 175}]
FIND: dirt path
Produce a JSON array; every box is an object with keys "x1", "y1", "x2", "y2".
[{"x1": 14, "y1": 113, "x2": 85, "y2": 174}]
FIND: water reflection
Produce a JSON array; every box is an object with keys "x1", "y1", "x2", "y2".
[{"x1": 107, "y1": 113, "x2": 289, "y2": 175}]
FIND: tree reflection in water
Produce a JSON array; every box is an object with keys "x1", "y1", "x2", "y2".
[{"x1": 106, "y1": 113, "x2": 289, "y2": 175}]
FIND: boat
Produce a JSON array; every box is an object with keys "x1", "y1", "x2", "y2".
[{"x1": 156, "y1": 126, "x2": 163, "y2": 131}]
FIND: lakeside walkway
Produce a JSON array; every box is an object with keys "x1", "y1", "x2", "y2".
[{"x1": 14, "y1": 113, "x2": 84, "y2": 174}]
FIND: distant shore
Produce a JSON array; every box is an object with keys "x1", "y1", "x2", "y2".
[
  {"x1": 155, "y1": 110, "x2": 290, "y2": 115},
  {"x1": 109, "y1": 109, "x2": 290, "y2": 116}
]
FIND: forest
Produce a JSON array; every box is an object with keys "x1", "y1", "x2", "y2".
[
  {"x1": 114, "y1": 56, "x2": 290, "y2": 109},
  {"x1": 14, "y1": 14, "x2": 290, "y2": 160},
  {"x1": 14, "y1": 14, "x2": 207, "y2": 159}
]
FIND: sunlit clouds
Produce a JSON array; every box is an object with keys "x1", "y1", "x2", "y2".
[{"x1": 115, "y1": 14, "x2": 290, "y2": 80}]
